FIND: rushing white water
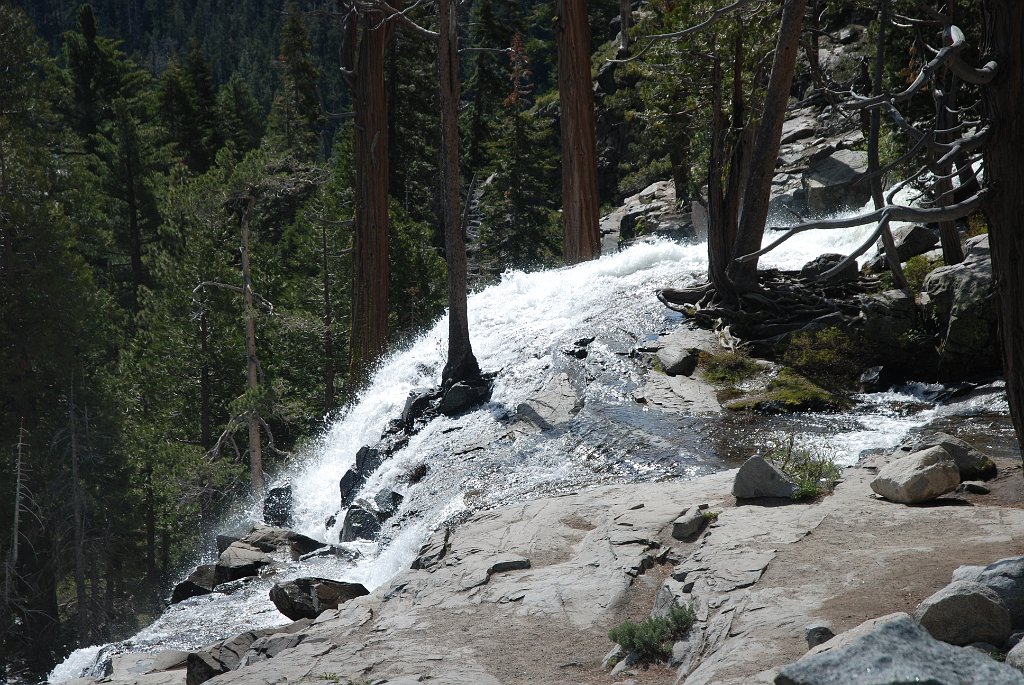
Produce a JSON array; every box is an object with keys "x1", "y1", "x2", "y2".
[{"x1": 50, "y1": 219, "x2": 1005, "y2": 682}]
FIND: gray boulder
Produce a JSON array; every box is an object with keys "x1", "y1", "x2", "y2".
[
  {"x1": 657, "y1": 344, "x2": 699, "y2": 377},
  {"x1": 241, "y1": 523, "x2": 326, "y2": 560},
  {"x1": 339, "y1": 505, "x2": 381, "y2": 542},
  {"x1": 865, "y1": 223, "x2": 939, "y2": 271},
  {"x1": 263, "y1": 483, "x2": 292, "y2": 527},
  {"x1": 860, "y1": 289, "x2": 920, "y2": 351},
  {"x1": 216, "y1": 542, "x2": 273, "y2": 583},
  {"x1": 800, "y1": 253, "x2": 857, "y2": 283},
  {"x1": 897, "y1": 432, "x2": 997, "y2": 481},
  {"x1": 802, "y1": 148, "x2": 870, "y2": 213},
  {"x1": 915, "y1": 580, "x2": 1011, "y2": 646},
  {"x1": 339, "y1": 468, "x2": 363, "y2": 507},
  {"x1": 774, "y1": 614, "x2": 1024, "y2": 685},
  {"x1": 269, "y1": 577, "x2": 369, "y2": 620},
  {"x1": 923, "y1": 234, "x2": 999, "y2": 374},
  {"x1": 953, "y1": 556, "x2": 1024, "y2": 626},
  {"x1": 870, "y1": 446, "x2": 960, "y2": 504},
  {"x1": 1007, "y1": 639, "x2": 1024, "y2": 673},
  {"x1": 733, "y1": 455, "x2": 798, "y2": 499},
  {"x1": 437, "y1": 379, "x2": 493, "y2": 416},
  {"x1": 171, "y1": 564, "x2": 218, "y2": 603}
]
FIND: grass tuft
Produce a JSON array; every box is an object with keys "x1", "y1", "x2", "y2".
[
  {"x1": 766, "y1": 434, "x2": 842, "y2": 500},
  {"x1": 608, "y1": 604, "x2": 696, "y2": 662}
]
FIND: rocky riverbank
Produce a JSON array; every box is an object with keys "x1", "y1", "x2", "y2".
[{"x1": 68, "y1": 427, "x2": 1024, "y2": 685}]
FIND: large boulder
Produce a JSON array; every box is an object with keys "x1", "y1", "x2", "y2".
[
  {"x1": 915, "y1": 580, "x2": 1011, "y2": 646},
  {"x1": 802, "y1": 148, "x2": 870, "y2": 213},
  {"x1": 860, "y1": 289, "x2": 919, "y2": 350},
  {"x1": 774, "y1": 613, "x2": 1024, "y2": 685},
  {"x1": 733, "y1": 455, "x2": 798, "y2": 499},
  {"x1": 870, "y1": 446, "x2": 960, "y2": 504},
  {"x1": 215, "y1": 542, "x2": 274, "y2": 583},
  {"x1": 339, "y1": 505, "x2": 381, "y2": 542},
  {"x1": 953, "y1": 556, "x2": 1024, "y2": 626},
  {"x1": 865, "y1": 223, "x2": 939, "y2": 271},
  {"x1": 437, "y1": 378, "x2": 493, "y2": 416},
  {"x1": 241, "y1": 523, "x2": 326, "y2": 560},
  {"x1": 923, "y1": 234, "x2": 999, "y2": 375},
  {"x1": 896, "y1": 432, "x2": 997, "y2": 481},
  {"x1": 263, "y1": 484, "x2": 292, "y2": 528},
  {"x1": 170, "y1": 564, "x2": 218, "y2": 603},
  {"x1": 800, "y1": 253, "x2": 858, "y2": 283},
  {"x1": 269, "y1": 577, "x2": 369, "y2": 620}
]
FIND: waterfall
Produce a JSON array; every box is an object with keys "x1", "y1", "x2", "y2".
[{"x1": 49, "y1": 225, "x2": 1008, "y2": 683}]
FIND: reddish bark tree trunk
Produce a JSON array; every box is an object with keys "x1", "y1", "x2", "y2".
[
  {"x1": 982, "y1": 0, "x2": 1024, "y2": 460},
  {"x1": 556, "y1": 0, "x2": 601, "y2": 264},
  {"x1": 349, "y1": 6, "x2": 395, "y2": 381},
  {"x1": 727, "y1": 0, "x2": 807, "y2": 290},
  {"x1": 439, "y1": 0, "x2": 481, "y2": 386}
]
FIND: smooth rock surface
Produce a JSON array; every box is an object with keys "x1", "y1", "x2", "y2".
[
  {"x1": 775, "y1": 614, "x2": 1024, "y2": 684},
  {"x1": 915, "y1": 580, "x2": 1011, "y2": 646},
  {"x1": 802, "y1": 148, "x2": 869, "y2": 212},
  {"x1": 733, "y1": 455, "x2": 798, "y2": 499},
  {"x1": 870, "y1": 446, "x2": 960, "y2": 503}
]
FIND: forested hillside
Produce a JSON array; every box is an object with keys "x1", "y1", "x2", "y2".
[{"x1": 2, "y1": 0, "x2": 1007, "y2": 679}]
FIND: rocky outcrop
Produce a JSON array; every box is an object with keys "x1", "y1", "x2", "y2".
[
  {"x1": 865, "y1": 223, "x2": 939, "y2": 272},
  {"x1": 185, "y1": 620, "x2": 312, "y2": 685},
  {"x1": 953, "y1": 556, "x2": 1024, "y2": 626},
  {"x1": 923, "y1": 234, "x2": 998, "y2": 375},
  {"x1": 339, "y1": 505, "x2": 381, "y2": 542},
  {"x1": 732, "y1": 455, "x2": 798, "y2": 499},
  {"x1": 775, "y1": 614, "x2": 1024, "y2": 685},
  {"x1": 269, "y1": 578, "x2": 369, "y2": 620},
  {"x1": 263, "y1": 483, "x2": 292, "y2": 528},
  {"x1": 802, "y1": 148, "x2": 870, "y2": 213},
  {"x1": 870, "y1": 446, "x2": 960, "y2": 503},
  {"x1": 915, "y1": 580, "x2": 1011, "y2": 646}
]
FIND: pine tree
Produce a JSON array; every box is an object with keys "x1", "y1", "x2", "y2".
[{"x1": 267, "y1": 2, "x2": 323, "y2": 158}]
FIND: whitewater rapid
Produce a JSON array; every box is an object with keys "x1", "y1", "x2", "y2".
[{"x1": 49, "y1": 221, "x2": 1008, "y2": 683}]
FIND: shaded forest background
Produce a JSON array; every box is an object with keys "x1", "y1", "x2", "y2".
[{"x1": 0, "y1": 0, "x2": 981, "y2": 676}]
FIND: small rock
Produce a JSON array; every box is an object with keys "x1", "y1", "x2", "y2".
[
  {"x1": 373, "y1": 488, "x2": 404, "y2": 519},
  {"x1": 671, "y1": 507, "x2": 706, "y2": 540},
  {"x1": 805, "y1": 622, "x2": 835, "y2": 648},
  {"x1": 869, "y1": 446, "x2": 960, "y2": 504},
  {"x1": 733, "y1": 455, "x2": 798, "y2": 499},
  {"x1": 171, "y1": 564, "x2": 218, "y2": 603},
  {"x1": 437, "y1": 379, "x2": 493, "y2": 416},
  {"x1": 958, "y1": 481, "x2": 991, "y2": 495},
  {"x1": 657, "y1": 345, "x2": 699, "y2": 377},
  {"x1": 339, "y1": 468, "x2": 363, "y2": 507},
  {"x1": 915, "y1": 580, "x2": 1011, "y2": 646}
]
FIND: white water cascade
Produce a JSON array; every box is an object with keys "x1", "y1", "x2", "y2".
[{"x1": 49, "y1": 223, "x2": 1009, "y2": 683}]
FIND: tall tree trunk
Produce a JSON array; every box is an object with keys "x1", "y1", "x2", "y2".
[
  {"x1": 439, "y1": 0, "x2": 482, "y2": 386},
  {"x1": 727, "y1": 0, "x2": 807, "y2": 290},
  {"x1": 70, "y1": 385, "x2": 89, "y2": 645},
  {"x1": 199, "y1": 309, "x2": 211, "y2": 449},
  {"x1": 240, "y1": 199, "x2": 263, "y2": 498},
  {"x1": 869, "y1": 0, "x2": 910, "y2": 287},
  {"x1": 982, "y1": 0, "x2": 1024, "y2": 462},
  {"x1": 322, "y1": 224, "x2": 336, "y2": 409},
  {"x1": 349, "y1": 6, "x2": 396, "y2": 381},
  {"x1": 932, "y1": 73, "x2": 965, "y2": 265},
  {"x1": 556, "y1": 0, "x2": 601, "y2": 264}
]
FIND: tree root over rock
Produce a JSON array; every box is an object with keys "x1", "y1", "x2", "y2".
[{"x1": 658, "y1": 269, "x2": 882, "y2": 353}]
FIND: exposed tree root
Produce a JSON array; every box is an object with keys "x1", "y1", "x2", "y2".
[{"x1": 659, "y1": 269, "x2": 882, "y2": 353}]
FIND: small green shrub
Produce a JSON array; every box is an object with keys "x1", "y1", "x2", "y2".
[
  {"x1": 702, "y1": 510, "x2": 720, "y2": 523},
  {"x1": 608, "y1": 604, "x2": 696, "y2": 662},
  {"x1": 699, "y1": 350, "x2": 763, "y2": 386},
  {"x1": 782, "y1": 326, "x2": 866, "y2": 392},
  {"x1": 903, "y1": 254, "x2": 944, "y2": 293},
  {"x1": 767, "y1": 434, "x2": 842, "y2": 500}
]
